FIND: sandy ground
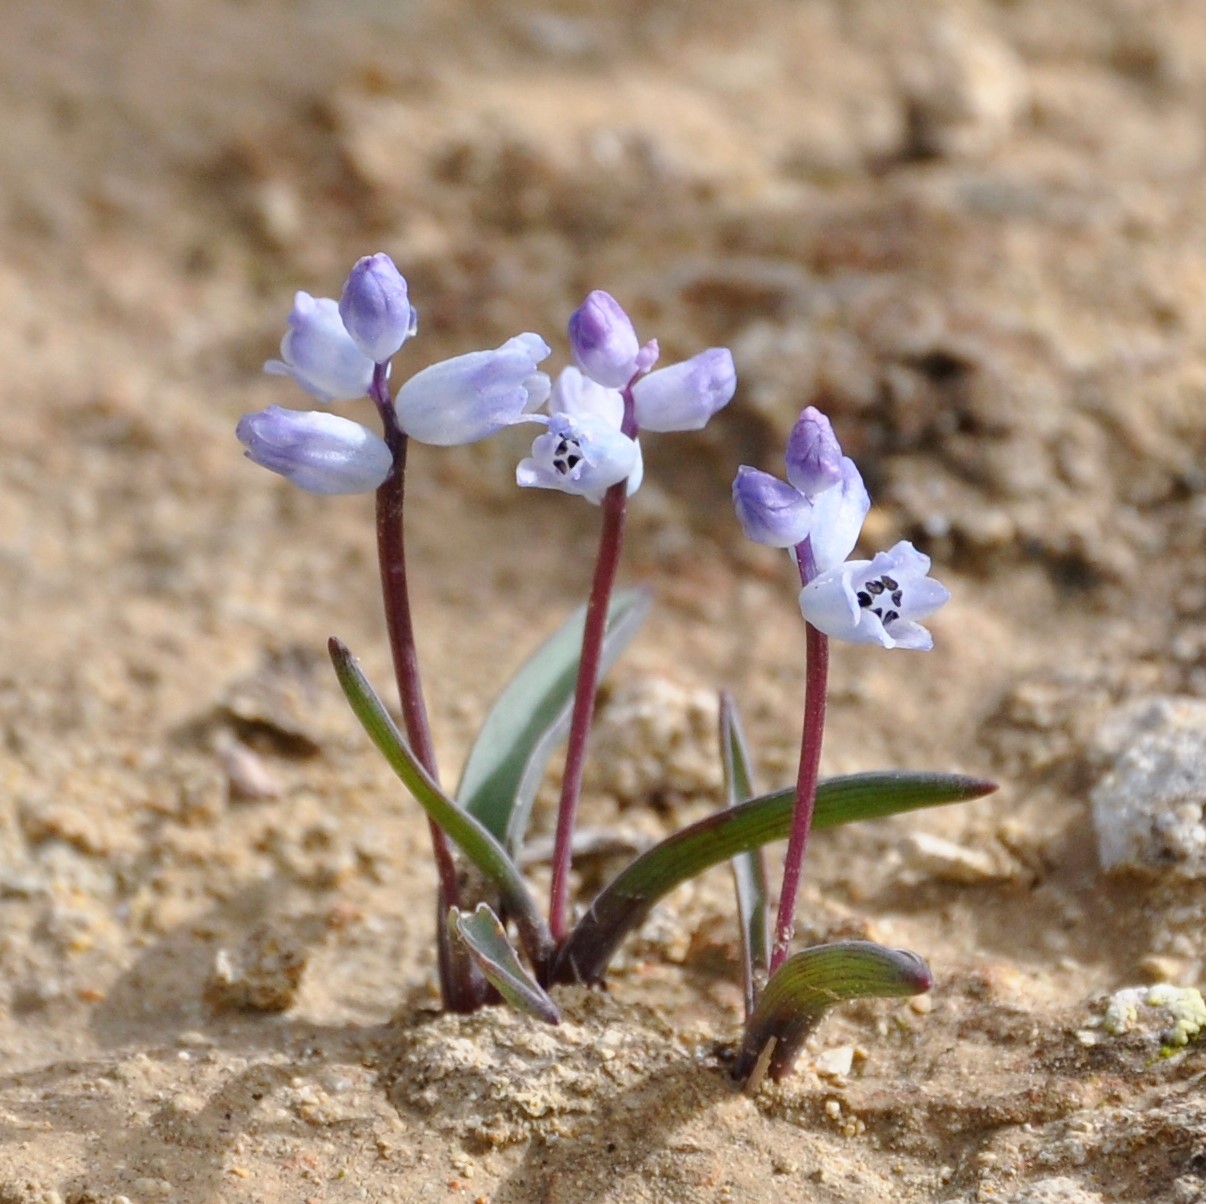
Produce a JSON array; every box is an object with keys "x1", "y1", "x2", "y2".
[{"x1": 4, "y1": 1, "x2": 1206, "y2": 1200}]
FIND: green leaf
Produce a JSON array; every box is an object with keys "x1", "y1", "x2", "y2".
[
  {"x1": 735, "y1": 941, "x2": 931, "y2": 1085},
  {"x1": 719, "y1": 693, "x2": 769, "y2": 1019},
  {"x1": 458, "y1": 586, "x2": 652, "y2": 853},
  {"x1": 447, "y1": 904, "x2": 561, "y2": 1024},
  {"x1": 328, "y1": 637, "x2": 554, "y2": 971},
  {"x1": 553, "y1": 770, "x2": 996, "y2": 985}
]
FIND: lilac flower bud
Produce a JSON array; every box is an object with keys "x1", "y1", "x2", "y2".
[
  {"x1": 568, "y1": 291, "x2": 641, "y2": 388},
  {"x1": 732, "y1": 466, "x2": 814, "y2": 547},
  {"x1": 517, "y1": 411, "x2": 642, "y2": 504},
  {"x1": 338, "y1": 253, "x2": 418, "y2": 364},
  {"x1": 395, "y1": 333, "x2": 552, "y2": 445},
  {"x1": 799, "y1": 541, "x2": 949, "y2": 649},
  {"x1": 236, "y1": 406, "x2": 393, "y2": 494},
  {"x1": 785, "y1": 407, "x2": 844, "y2": 498},
  {"x1": 632, "y1": 348, "x2": 736, "y2": 432},
  {"x1": 264, "y1": 292, "x2": 376, "y2": 404}
]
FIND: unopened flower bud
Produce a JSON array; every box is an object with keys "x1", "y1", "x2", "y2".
[
  {"x1": 731, "y1": 466, "x2": 814, "y2": 547},
  {"x1": 264, "y1": 292, "x2": 375, "y2": 404},
  {"x1": 632, "y1": 348, "x2": 735, "y2": 432},
  {"x1": 785, "y1": 407, "x2": 844, "y2": 498},
  {"x1": 236, "y1": 406, "x2": 392, "y2": 494},
  {"x1": 395, "y1": 333, "x2": 551, "y2": 445},
  {"x1": 567, "y1": 291, "x2": 640, "y2": 388},
  {"x1": 338, "y1": 253, "x2": 418, "y2": 364}
]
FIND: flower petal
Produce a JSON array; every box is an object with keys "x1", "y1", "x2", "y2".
[
  {"x1": 548, "y1": 366, "x2": 625, "y2": 428},
  {"x1": 807, "y1": 457, "x2": 870, "y2": 572},
  {"x1": 800, "y1": 541, "x2": 949, "y2": 649}
]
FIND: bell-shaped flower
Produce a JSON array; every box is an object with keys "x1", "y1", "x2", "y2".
[
  {"x1": 236, "y1": 406, "x2": 393, "y2": 495},
  {"x1": 799, "y1": 541, "x2": 950, "y2": 650},
  {"x1": 631, "y1": 347, "x2": 736, "y2": 432},
  {"x1": 733, "y1": 451, "x2": 869, "y2": 566},
  {"x1": 568, "y1": 291, "x2": 642, "y2": 388},
  {"x1": 394, "y1": 333, "x2": 552, "y2": 446},
  {"x1": 264, "y1": 292, "x2": 376, "y2": 404},
  {"x1": 516, "y1": 366, "x2": 642, "y2": 503},
  {"x1": 338, "y1": 253, "x2": 418, "y2": 364}
]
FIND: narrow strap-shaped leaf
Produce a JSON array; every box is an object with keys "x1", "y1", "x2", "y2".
[
  {"x1": 328, "y1": 638, "x2": 554, "y2": 971},
  {"x1": 448, "y1": 904, "x2": 561, "y2": 1024},
  {"x1": 553, "y1": 771, "x2": 996, "y2": 985},
  {"x1": 735, "y1": 941, "x2": 932, "y2": 1084},
  {"x1": 719, "y1": 693, "x2": 769, "y2": 1019},
  {"x1": 459, "y1": 587, "x2": 652, "y2": 853}
]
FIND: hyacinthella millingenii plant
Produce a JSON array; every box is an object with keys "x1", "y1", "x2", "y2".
[{"x1": 237, "y1": 252, "x2": 995, "y2": 1080}]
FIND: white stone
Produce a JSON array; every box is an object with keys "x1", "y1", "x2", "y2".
[{"x1": 1090, "y1": 697, "x2": 1206, "y2": 874}]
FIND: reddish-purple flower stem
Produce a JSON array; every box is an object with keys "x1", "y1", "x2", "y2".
[
  {"x1": 368, "y1": 365, "x2": 472, "y2": 1007},
  {"x1": 547, "y1": 381, "x2": 638, "y2": 943},
  {"x1": 769, "y1": 539, "x2": 830, "y2": 974}
]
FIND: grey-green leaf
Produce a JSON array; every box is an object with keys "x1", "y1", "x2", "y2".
[
  {"x1": 328, "y1": 637, "x2": 554, "y2": 972},
  {"x1": 458, "y1": 586, "x2": 652, "y2": 853},
  {"x1": 719, "y1": 692, "x2": 769, "y2": 1019},
  {"x1": 447, "y1": 904, "x2": 561, "y2": 1025}
]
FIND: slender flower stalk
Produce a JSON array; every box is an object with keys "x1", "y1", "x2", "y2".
[
  {"x1": 770, "y1": 538, "x2": 829, "y2": 973},
  {"x1": 367, "y1": 363, "x2": 475, "y2": 1006},
  {"x1": 547, "y1": 382, "x2": 638, "y2": 943}
]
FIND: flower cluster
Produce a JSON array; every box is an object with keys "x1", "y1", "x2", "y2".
[
  {"x1": 239, "y1": 253, "x2": 551, "y2": 493},
  {"x1": 239, "y1": 268, "x2": 735, "y2": 506},
  {"x1": 517, "y1": 290, "x2": 736, "y2": 504},
  {"x1": 733, "y1": 407, "x2": 949, "y2": 649}
]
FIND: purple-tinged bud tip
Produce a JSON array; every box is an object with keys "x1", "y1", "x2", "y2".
[
  {"x1": 339, "y1": 253, "x2": 418, "y2": 365},
  {"x1": 568, "y1": 290, "x2": 641, "y2": 388},
  {"x1": 785, "y1": 406, "x2": 844, "y2": 499}
]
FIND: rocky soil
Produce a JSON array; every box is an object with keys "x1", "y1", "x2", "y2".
[{"x1": 3, "y1": 1, "x2": 1206, "y2": 1200}]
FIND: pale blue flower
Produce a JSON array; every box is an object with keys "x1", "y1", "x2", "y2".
[
  {"x1": 338, "y1": 253, "x2": 418, "y2": 364},
  {"x1": 516, "y1": 366, "x2": 642, "y2": 503},
  {"x1": 395, "y1": 333, "x2": 552, "y2": 446},
  {"x1": 799, "y1": 541, "x2": 950, "y2": 650},
  {"x1": 631, "y1": 348, "x2": 736, "y2": 432},
  {"x1": 237, "y1": 406, "x2": 392, "y2": 494},
  {"x1": 264, "y1": 292, "x2": 376, "y2": 404}
]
